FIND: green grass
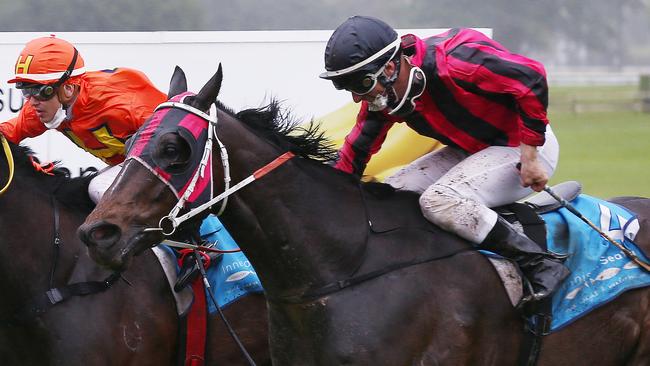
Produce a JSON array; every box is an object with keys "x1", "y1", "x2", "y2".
[{"x1": 548, "y1": 85, "x2": 650, "y2": 198}]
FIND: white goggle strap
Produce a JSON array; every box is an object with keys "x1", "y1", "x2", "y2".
[{"x1": 321, "y1": 37, "x2": 401, "y2": 77}]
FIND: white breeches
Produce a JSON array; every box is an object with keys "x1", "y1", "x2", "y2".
[
  {"x1": 384, "y1": 127, "x2": 559, "y2": 244},
  {"x1": 88, "y1": 164, "x2": 122, "y2": 204}
]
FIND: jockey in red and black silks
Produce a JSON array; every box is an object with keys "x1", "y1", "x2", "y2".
[
  {"x1": 126, "y1": 92, "x2": 213, "y2": 209},
  {"x1": 320, "y1": 16, "x2": 569, "y2": 304}
]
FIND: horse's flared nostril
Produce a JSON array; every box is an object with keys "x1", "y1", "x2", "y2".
[{"x1": 79, "y1": 221, "x2": 122, "y2": 249}]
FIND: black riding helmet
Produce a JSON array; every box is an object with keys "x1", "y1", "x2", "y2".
[{"x1": 320, "y1": 16, "x2": 401, "y2": 95}]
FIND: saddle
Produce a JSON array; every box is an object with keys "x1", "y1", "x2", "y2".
[
  {"x1": 358, "y1": 180, "x2": 582, "y2": 308},
  {"x1": 496, "y1": 180, "x2": 583, "y2": 249},
  {"x1": 361, "y1": 180, "x2": 582, "y2": 241},
  {"x1": 490, "y1": 182, "x2": 580, "y2": 305},
  {"x1": 523, "y1": 180, "x2": 583, "y2": 213}
]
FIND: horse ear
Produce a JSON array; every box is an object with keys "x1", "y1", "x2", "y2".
[
  {"x1": 193, "y1": 63, "x2": 223, "y2": 112},
  {"x1": 168, "y1": 66, "x2": 188, "y2": 99}
]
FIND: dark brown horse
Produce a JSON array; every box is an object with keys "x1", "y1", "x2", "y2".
[
  {"x1": 0, "y1": 141, "x2": 269, "y2": 365},
  {"x1": 79, "y1": 66, "x2": 650, "y2": 365}
]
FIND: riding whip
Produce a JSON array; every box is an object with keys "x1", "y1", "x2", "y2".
[{"x1": 543, "y1": 185, "x2": 650, "y2": 272}]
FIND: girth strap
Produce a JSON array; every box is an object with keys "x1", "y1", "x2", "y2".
[
  {"x1": 517, "y1": 298, "x2": 553, "y2": 366},
  {"x1": 269, "y1": 246, "x2": 475, "y2": 304}
]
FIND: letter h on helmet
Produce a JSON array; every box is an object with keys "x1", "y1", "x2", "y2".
[{"x1": 8, "y1": 35, "x2": 86, "y2": 101}]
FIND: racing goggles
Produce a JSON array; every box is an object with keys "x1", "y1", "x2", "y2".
[
  {"x1": 331, "y1": 65, "x2": 387, "y2": 96},
  {"x1": 18, "y1": 83, "x2": 58, "y2": 101}
]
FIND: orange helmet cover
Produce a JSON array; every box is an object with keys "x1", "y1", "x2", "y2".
[{"x1": 8, "y1": 35, "x2": 85, "y2": 84}]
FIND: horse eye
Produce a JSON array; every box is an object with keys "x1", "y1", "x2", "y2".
[
  {"x1": 152, "y1": 133, "x2": 192, "y2": 174},
  {"x1": 162, "y1": 143, "x2": 179, "y2": 159}
]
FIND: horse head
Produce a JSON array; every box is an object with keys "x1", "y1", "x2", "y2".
[{"x1": 79, "y1": 65, "x2": 223, "y2": 271}]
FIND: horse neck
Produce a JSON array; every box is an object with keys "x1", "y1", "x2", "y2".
[
  {"x1": 214, "y1": 114, "x2": 369, "y2": 297},
  {"x1": 0, "y1": 175, "x2": 97, "y2": 302}
]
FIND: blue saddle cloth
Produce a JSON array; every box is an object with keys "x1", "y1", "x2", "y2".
[
  {"x1": 198, "y1": 215, "x2": 264, "y2": 313},
  {"x1": 542, "y1": 194, "x2": 649, "y2": 331},
  {"x1": 159, "y1": 216, "x2": 264, "y2": 314}
]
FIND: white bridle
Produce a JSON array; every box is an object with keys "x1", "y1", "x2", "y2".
[
  {"x1": 143, "y1": 100, "x2": 295, "y2": 237},
  {"x1": 143, "y1": 100, "x2": 230, "y2": 236}
]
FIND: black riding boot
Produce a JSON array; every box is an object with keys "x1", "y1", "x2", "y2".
[{"x1": 481, "y1": 217, "x2": 570, "y2": 302}]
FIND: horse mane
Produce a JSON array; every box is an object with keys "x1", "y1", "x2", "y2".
[
  {"x1": 6, "y1": 142, "x2": 96, "y2": 212},
  {"x1": 217, "y1": 99, "x2": 338, "y2": 162},
  {"x1": 213, "y1": 100, "x2": 408, "y2": 196}
]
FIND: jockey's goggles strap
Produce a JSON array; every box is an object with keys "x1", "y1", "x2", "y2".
[
  {"x1": 20, "y1": 48, "x2": 80, "y2": 102},
  {"x1": 50, "y1": 48, "x2": 79, "y2": 89},
  {"x1": 0, "y1": 135, "x2": 15, "y2": 195},
  {"x1": 320, "y1": 37, "x2": 401, "y2": 78},
  {"x1": 157, "y1": 151, "x2": 296, "y2": 235}
]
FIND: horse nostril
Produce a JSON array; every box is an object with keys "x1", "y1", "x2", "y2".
[{"x1": 80, "y1": 221, "x2": 122, "y2": 249}]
